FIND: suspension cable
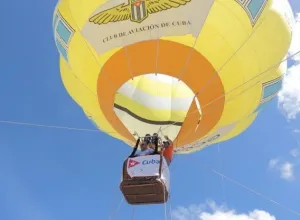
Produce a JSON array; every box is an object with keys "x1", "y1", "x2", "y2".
[
  {"x1": 131, "y1": 207, "x2": 135, "y2": 220},
  {"x1": 217, "y1": 144, "x2": 227, "y2": 204},
  {"x1": 169, "y1": 204, "x2": 173, "y2": 220},
  {"x1": 111, "y1": 198, "x2": 124, "y2": 220},
  {"x1": 0, "y1": 120, "x2": 101, "y2": 133},
  {"x1": 211, "y1": 168, "x2": 300, "y2": 217},
  {"x1": 192, "y1": 159, "x2": 300, "y2": 217}
]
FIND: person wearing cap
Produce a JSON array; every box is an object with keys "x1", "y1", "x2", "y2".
[
  {"x1": 135, "y1": 134, "x2": 154, "y2": 156},
  {"x1": 149, "y1": 133, "x2": 159, "y2": 150},
  {"x1": 161, "y1": 135, "x2": 173, "y2": 165},
  {"x1": 135, "y1": 141, "x2": 154, "y2": 156}
]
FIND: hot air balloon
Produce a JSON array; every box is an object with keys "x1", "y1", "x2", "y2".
[{"x1": 53, "y1": 0, "x2": 294, "y2": 205}]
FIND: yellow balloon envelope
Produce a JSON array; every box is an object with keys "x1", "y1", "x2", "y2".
[{"x1": 53, "y1": 0, "x2": 294, "y2": 153}]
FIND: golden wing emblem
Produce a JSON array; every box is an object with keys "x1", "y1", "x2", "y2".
[
  {"x1": 89, "y1": 3, "x2": 131, "y2": 24},
  {"x1": 146, "y1": 0, "x2": 191, "y2": 13}
]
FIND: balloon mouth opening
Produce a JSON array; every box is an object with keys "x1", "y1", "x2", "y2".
[{"x1": 112, "y1": 73, "x2": 201, "y2": 140}]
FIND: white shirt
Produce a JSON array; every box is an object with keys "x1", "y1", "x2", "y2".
[{"x1": 136, "y1": 148, "x2": 154, "y2": 156}]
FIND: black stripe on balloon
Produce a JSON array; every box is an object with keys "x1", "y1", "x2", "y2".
[{"x1": 113, "y1": 103, "x2": 183, "y2": 126}]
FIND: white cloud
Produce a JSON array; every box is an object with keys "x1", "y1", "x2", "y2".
[
  {"x1": 280, "y1": 162, "x2": 294, "y2": 180},
  {"x1": 172, "y1": 201, "x2": 275, "y2": 220},
  {"x1": 268, "y1": 158, "x2": 279, "y2": 169},
  {"x1": 278, "y1": 13, "x2": 300, "y2": 119},
  {"x1": 290, "y1": 148, "x2": 299, "y2": 157},
  {"x1": 200, "y1": 210, "x2": 275, "y2": 220},
  {"x1": 277, "y1": 65, "x2": 300, "y2": 119},
  {"x1": 268, "y1": 159, "x2": 295, "y2": 181}
]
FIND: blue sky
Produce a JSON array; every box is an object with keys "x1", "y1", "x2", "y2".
[{"x1": 0, "y1": 1, "x2": 300, "y2": 220}]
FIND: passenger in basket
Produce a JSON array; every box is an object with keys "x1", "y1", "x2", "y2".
[
  {"x1": 161, "y1": 135, "x2": 174, "y2": 165},
  {"x1": 136, "y1": 141, "x2": 154, "y2": 156},
  {"x1": 150, "y1": 133, "x2": 159, "y2": 150}
]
